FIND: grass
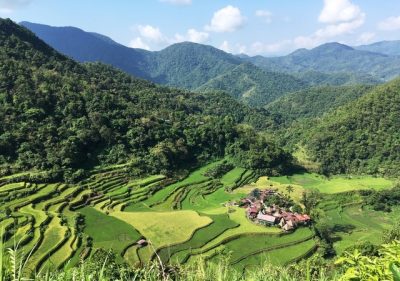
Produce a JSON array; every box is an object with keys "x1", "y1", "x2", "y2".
[
  {"x1": 217, "y1": 227, "x2": 314, "y2": 263},
  {"x1": 123, "y1": 244, "x2": 141, "y2": 267},
  {"x1": 220, "y1": 167, "x2": 247, "y2": 188},
  {"x1": 111, "y1": 210, "x2": 212, "y2": 249},
  {"x1": 234, "y1": 238, "x2": 316, "y2": 271},
  {"x1": 44, "y1": 232, "x2": 76, "y2": 270},
  {"x1": 185, "y1": 207, "x2": 281, "y2": 263},
  {"x1": 27, "y1": 216, "x2": 67, "y2": 272},
  {"x1": 270, "y1": 173, "x2": 393, "y2": 194},
  {"x1": 235, "y1": 176, "x2": 305, "y2": 204},
  {"x1": 0, "y1": 182, "x2": 25, "y2": 192},
  {"x1": 187, "y1": 188, "x2": 246, "y2": 212},
  {"x1": 79, "y1": 207, "x2": 141, "y2": 258},
  {"x1": 124, "y1": 163, "x2": 219, "y2": 212},
  {"x1": 4, "y1": 223, "x2": 31, "y2": 249},
  {"x1": 159, "y1": 213, "x2": 239, "y2": 263},
  {"x1": 1, "y1": 162, "x2": 395, "y2": 276},
  {"x1": 324, "y1": 204, "x2": 398, "y2": 254}
]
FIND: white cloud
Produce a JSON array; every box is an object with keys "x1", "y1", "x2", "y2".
[
  {"x1": 0, "y1": 0, "x2": 31, "y2": 13},
  {"x1": 206, "y1": 5, "x2": 245, "y2": 33},
  {"x1": 294, "y1": 0, "x2": 365, "y2": 49},
  {"x1": 236, "y1": 44, "x2": 247, "y2": 54},
  {"x1": 159, "y1": 0, "x2": 191, "y2": 5},
  {"x1": 129, "y1": 37, "x2": 150, "y2": 50},
  {"x1": 378, "y1": 16, "x2": 400, "y2": 31},
  {"x1": 357, "y1": 32, "x2": 376, "y2": 44},
  {"x1": 319, "y1": 0, "x2": 363, "y2": 24},
  {"x1": 255, "y1": 10, "x2": 272, "y2": 23},
  {"x1": 187, "y1": 29, "x2": 209, "y2": 43},
  {"x1": 315, "y1": 13, "x2": 365, "y2": 38},
  {"x1": 174, "y1": 28, "x2": 209, "y2": 43},
  {"x1": 250, "y1": 40, "x2": 292, "y2": 55},
  {"x1": 219, "y1": 41, "x2": 231, "y2": 53},
  {"x1": 137, "y1": 25, "x2": 164, "y2": 43}
]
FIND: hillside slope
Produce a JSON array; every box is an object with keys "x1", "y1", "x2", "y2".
[
  {"x1": 304, "y1": 79, "x2": 400, "y2": 176},
  {"x1": 197, "y1": 63, "x2": 306, "y2": 106},
  {"x1": 148, "y1": 42, "x2": 241, "y2": 89},
  {"x1": 0, "y1": 18, "x2": 290, "y2": 181},
  {"x1": 266, "y1": 85, "x2": 374, "y2": 124},
  {"x1": 20, "y1": 21, "x2": 151, "y2": 79},
  {"x1": 22, "y1": 22, "x2": 306, "y2": 106},
  {"x1": 20, "y1": 21, "x2": 242, "y2": 90},
  {"x1": 355, "y1": 40, "x2": 400, "y2": 56}
]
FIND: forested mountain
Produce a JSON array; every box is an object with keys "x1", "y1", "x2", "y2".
[
  {"x1": 145, "y1": 42, "x2": 241, "y2": 89},
  {"x1": 292, "y1": 71, "x2": 381, "y2": 87},
  {"x1": 245, "y1": 42, "x2": 400, "y2": 81},
  {"x1": 21, "y1": 21, "x2": 305, "y2": 106},
  {"x1": 266, "y1": 85, "x2": 374, "y2": 124},
  {"x1": 303, "y1": 79, "x2": 400, "y2": 176},
  {"x1": 197, "y1": 63, "x2": 306, "y2": 106},
  {"x1": 21, "y1": 21, "x2": 242, "y2": 89},
  {"x1": 0, "y1": 18, "x2": 291, "y2": 181},
  {"x1": 20, "y1": 21, "x2": 151, "y2": 79},
  {"x1": 355, "y1": 40, "x2": 400, "y2": 56}
]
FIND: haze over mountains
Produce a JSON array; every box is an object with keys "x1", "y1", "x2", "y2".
[
  {"x1": 245, "y1": 42, "x2": 400, "y2": 81},
  {"x1": 21, "y1": 21, "x2": 400, "y2": 107}
]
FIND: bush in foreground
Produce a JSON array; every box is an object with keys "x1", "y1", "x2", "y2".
[{"x1": 1, "y1": 241, "x2": 400, "y2": 280}]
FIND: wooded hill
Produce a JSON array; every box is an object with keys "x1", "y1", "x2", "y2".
[
  {"x1": 301, "y1": 79, "x2": 400, "y2": 176},
  {"x1": 0, "y1": 18, "x2": 292, "y2": 182},
  {"x1": 266, "y1": 85, "x2": 374, "y2": 125},
  {"x1": 197, "y1": 63, "x2": 305, "y2": 107},
  {"x1": 22, "y1": 22, "x2": 390, "y2": 107}
]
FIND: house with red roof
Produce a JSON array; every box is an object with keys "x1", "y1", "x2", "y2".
[{"x1": 256, "y1": 213, "x2": 277, "y2": 226}]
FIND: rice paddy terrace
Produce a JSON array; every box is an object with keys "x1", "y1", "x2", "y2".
[{"x1": 0, "y1": 161, "x2": 395, "y2": 274}]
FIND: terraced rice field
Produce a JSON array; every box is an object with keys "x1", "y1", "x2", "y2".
[
  {"x1": 0, "y1": 161, "x2": 393, "y2": 272},
  {"x1": 270, "y1": 173, "x2": 393, "y2": 194},
  {"x1": 323, "y1": 204, "x2": 400, "y2": 254}
]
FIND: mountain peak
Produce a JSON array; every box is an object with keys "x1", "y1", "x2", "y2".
[
  {"x1": 313, "y1": 42, "x2": 354, "y2": 52},
  {"x1": 160, "y1": 41, "x2": 231, "y2": 55}
]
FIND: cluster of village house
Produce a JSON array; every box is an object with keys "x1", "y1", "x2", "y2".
[{"x1": 240, "y1": 189, "x2": 311, "y2": 231}]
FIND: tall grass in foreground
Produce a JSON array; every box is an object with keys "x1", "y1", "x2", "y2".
[
  {"x1": 1, "y1": 240, "x2": 399, "y2": 281},
  {"x1": 0, "y1": 246, "x2": 335, "y2": 281}
]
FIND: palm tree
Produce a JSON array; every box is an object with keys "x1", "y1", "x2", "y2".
[{"x1": 286, "y1": 185, "x2": 294, "y2": 197}]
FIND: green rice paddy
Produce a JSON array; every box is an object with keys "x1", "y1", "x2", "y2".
[{"x1": 0, "y1": 160, "x2": 394, "y2": 272}]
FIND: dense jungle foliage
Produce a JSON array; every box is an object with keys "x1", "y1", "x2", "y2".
[{"x1": 0, "y1": 19, "x2": 291, "y2": 182}]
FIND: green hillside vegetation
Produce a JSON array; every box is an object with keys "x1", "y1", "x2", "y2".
[
  {"x1": 270, "y1": 173, "x2": 393, "y2": 194},
  {"x1": 303, "y1": 78, "x2": 400, "y2": 176},
  {"x1": 355, "y1": 40, "x2": 400, "y2": 56},
  {"x1": 197, "y1": 63, "x2": 306, "y2": 106},
  {"x1": 0, "y1": 18, "x2": 292, "y2": 182},
  {"x1": 266, "y1": 85, "x2": 374, "y2": 124},
  {"x1": 146, "y1": 42, "x2": 241, "y2": 89},
  {"x1": 0, "y1": 160, "x2": 312, "y2": 274},
  {"x1": 293, "y1": 70, "x2": 382, "y2": 86}
]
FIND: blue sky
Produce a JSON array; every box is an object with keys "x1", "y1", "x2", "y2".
[{"x1": 1, "y1": 0, "x2": 399, "y2": 56}]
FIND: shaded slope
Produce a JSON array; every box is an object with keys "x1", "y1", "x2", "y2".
[
  {"x1": 304, "y1": 78, "x2": 400, "y2": 176},
  {"x1": 197, "y1": 63, "x2": 306, "y2": 106}
]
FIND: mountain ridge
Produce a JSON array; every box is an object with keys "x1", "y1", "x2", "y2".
[{"x1": 22, "y1": 21, "x2": 397, "y2": 106}]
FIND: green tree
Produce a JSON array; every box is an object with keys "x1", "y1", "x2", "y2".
[{"x1": 286, "y1": 185, "x2": 294, "y2": 197}]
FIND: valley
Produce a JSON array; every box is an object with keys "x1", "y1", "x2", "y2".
[
  {"x1": 0, "y1": 160, "x2": 396, "y2": 274},
  {"x1": 0, "y1": 3, "x2": 399, "y2": 279}
]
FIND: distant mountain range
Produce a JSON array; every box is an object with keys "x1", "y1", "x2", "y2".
[
  {"x1": 244, "y1": 42, "x2": 400, "y2": 81},
  {"x1": 354, "y1": 40, "x2": 400, "y2": 56},
  {"x1": 21, "y1": 21, "x2": 400, "y2": 106}
]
